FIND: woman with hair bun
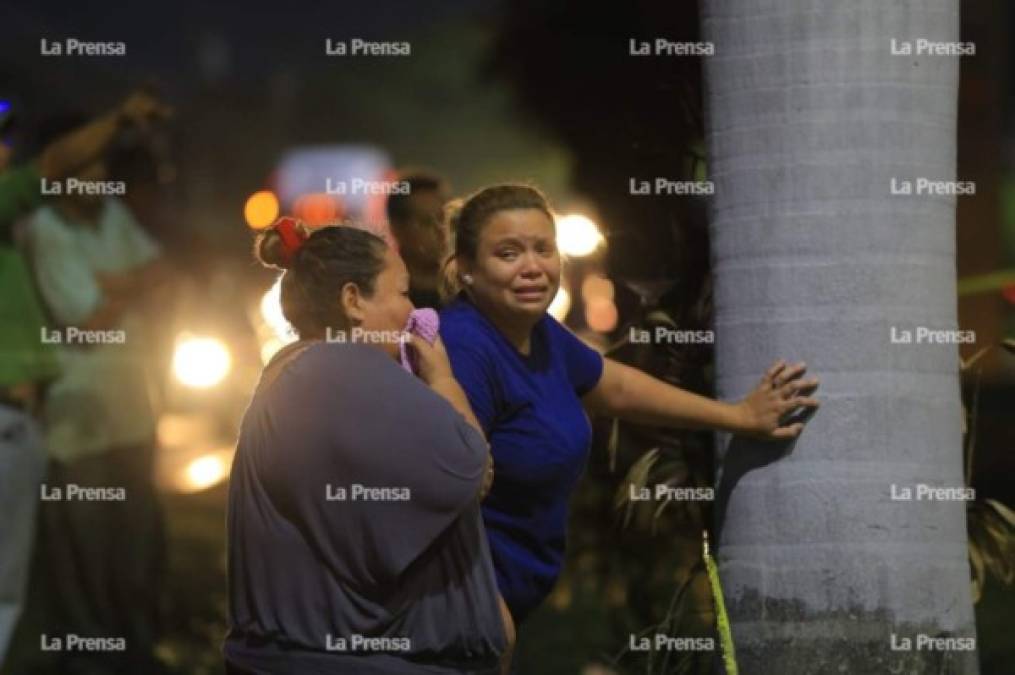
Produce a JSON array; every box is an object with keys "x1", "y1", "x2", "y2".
[
  {"x1": 437, "y1": 184, "x2": 821, "y2": 626},
  {"x1": 224, "y1": 218, "x2": 514, "y2": 674}
]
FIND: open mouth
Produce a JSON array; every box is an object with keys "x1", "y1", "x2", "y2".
[{"x1": 512, "y1": 285, "x2": 548, "y2": 302}]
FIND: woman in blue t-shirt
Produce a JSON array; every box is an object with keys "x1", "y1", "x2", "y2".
[{"x1": 438, "y1": 184, "x2": 821, "y2": 624}]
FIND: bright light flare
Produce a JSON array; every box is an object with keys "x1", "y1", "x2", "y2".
[
  {"x1": 260, "y1": 279, "x2": 297, "y2": 343},
  {"x1": 548, "y1": 286, "x2": 571, "y2": 322},
  {"x1": 555, "y1": 214, "x2": 604, "y2": 257},
  {"x1": 182, "y1": 453, "x2": 230, "y2": 493},
  {"x1": 244, "y1": 190, "x2": 279, "y2": 230},
  {"x1": 172, "y1": 335, "x2": 232, "y2": 388}
]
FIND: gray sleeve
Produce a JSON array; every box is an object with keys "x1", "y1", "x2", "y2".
[{"x1": 262, "y1": 343, "x2": 489, "y2": 584}]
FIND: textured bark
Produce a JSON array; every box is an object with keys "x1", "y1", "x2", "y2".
[{"x1": 701, "y1": 1, "x2": 978, "y2": 673}]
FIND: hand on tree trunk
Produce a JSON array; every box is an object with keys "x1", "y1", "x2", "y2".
[{"x1": 735, "y1": 360, "x2": 820, "y2": 440}]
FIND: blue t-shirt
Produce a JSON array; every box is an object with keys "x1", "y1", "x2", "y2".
[{"x1": 440, "y1": 294, "x2": 604, "y2": 622}]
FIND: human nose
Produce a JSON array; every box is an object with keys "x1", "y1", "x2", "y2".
[{"x1": 519, "y1": 251, "x2": 543, "y2": 277}]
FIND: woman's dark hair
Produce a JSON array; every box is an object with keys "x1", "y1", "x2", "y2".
[
  {"x1": 440, "y1": 183, "x2": 554, "y2": 299},
  {"x1": 256, "y1": 224, "x2": 388, "y2": 338}
]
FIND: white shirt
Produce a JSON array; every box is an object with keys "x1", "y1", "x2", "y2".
[{"x1": 27, "y1": 199, "x2": 160, "y2": 461}]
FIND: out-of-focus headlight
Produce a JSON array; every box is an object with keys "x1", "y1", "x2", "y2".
[
  {"x1": 172, "y1": 334, "x2": 232, "y2": 388},
  {"x1": 548, "y1": 285, "x2": 571, "y2": 322},
  {"x1": 182, "y1": 452, "x2": 230, "y2": 492},
  {"x1": 555, "y1": 213, "x2": 604, "y2": 257}
]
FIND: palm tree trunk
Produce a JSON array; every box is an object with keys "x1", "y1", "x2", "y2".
[{"x1": 701, "y1": 1, "x2": 978, "y2": 672}]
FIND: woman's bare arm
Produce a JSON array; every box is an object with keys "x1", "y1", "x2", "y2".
[{"x1": 583, "y1": 357, "x2": 820, "y2": 440}]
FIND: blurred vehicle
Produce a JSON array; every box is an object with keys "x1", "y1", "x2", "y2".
[{"x1": 153, "y1": 264, "x2": 262, "y2": 495}]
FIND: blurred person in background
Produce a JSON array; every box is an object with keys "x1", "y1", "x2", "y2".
[
  {"x1": 386, "y1": 170, "x2": 450, "y2": 309},
  {"x1": 0, "y1": 92, "x2": 168, "y2": 671},
  {"x1": 22, "y1": 108, "x2": 172, "y2": 675},
  {"x1": 107, "y1": 140, "x2": 181, "y2": 415}
]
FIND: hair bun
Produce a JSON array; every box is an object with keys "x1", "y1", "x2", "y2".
[
  {"x1": 255, "y1": 217, "x2": 312, "y2": 270},
  {"x1": 255, "y1": 227, "x2": 292, "y2": 270}
]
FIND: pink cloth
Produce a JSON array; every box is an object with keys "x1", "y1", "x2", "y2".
[{"x1": 400, "y1": 308, "x2": 440, "y2": 374}]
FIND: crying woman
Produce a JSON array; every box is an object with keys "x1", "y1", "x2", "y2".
[{"x1": 223, "y1": 218, "x2": 514, "y2": 675}]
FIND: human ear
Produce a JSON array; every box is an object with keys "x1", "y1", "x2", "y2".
[{"x1": 340, "y1": 282, "x2": 365, "y2": 325}]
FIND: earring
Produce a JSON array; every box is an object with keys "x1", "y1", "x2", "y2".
[{"x1": 462, "y1": 274, "x2": 474, "y2": 285}]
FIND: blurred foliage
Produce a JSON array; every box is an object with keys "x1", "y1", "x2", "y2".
[
  {"x1": 962, "y1": 341, "x2": 1015, "y2": 604},
  {"x1": 968, "y1": 499, "x2": 1015, "y2": 603}
]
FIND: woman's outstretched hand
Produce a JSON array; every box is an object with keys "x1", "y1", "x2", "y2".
[{"x1": 735, "y1": 360, "x2": 820, "y2": 440}]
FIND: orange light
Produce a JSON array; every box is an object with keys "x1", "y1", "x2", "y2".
[
  {"x1": 581, "y1": 274, "x2": 615, "y2": 302},
  {"x1": 294, "y1": 192, "x2": 343, "y2": 226},
  {"x1": 244, "y1": 190, "x2": 279, "y2": 230},
  {"x1": 585, "y1": 297, "x2": 618, "y2": 333}
]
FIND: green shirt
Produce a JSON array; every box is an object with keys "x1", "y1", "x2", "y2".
[{"x1": 0, "y1": 164, "x2": 60, "y2": 387}]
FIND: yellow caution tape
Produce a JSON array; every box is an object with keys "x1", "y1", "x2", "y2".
[{"x1": 703, "y1": 530, "x2": 738, "y2": 675}]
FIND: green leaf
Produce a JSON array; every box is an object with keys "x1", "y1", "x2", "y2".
[
  {"x1": 985, "y1": 498, "x2": 1015, "y2": 527},
  {"x1": 959, "y1": 345, "x2": 990, "y2": 372},
  {"x1": 969, "y1": 544, "x2": 984, "y2": 603},
  {"x1": 615, "y1": 448, "x2": 660, "y2": 528},
  {"x1": 646, "y1": 310, "x2": 678, "y2": 329}
]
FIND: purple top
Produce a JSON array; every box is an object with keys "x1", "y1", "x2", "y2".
[{"x1": 225, "y1": 341, "x2": 506, "y2": 674}]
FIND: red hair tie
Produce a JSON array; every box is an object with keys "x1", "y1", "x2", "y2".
[{"x1": 273, "y1": 217, "x2": 309, "y2": 265}]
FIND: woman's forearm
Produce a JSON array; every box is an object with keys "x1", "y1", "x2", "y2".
[
  {"x1": 584, "y1": 357, "x2": 820, "y2": 440},
  {"x1": 584, "y1": 359, "x2": 749, "y2": 433}
]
